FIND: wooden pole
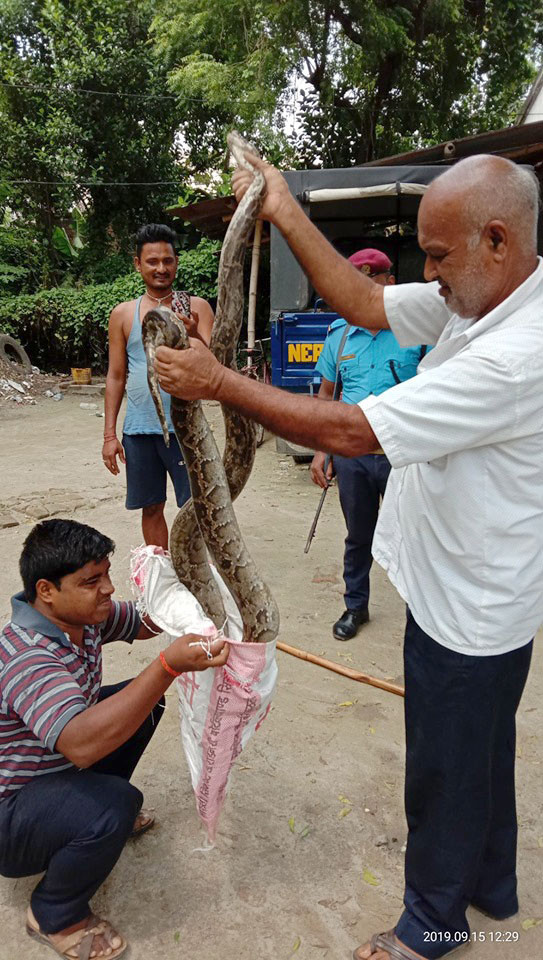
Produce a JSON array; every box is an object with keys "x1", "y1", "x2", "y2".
[
  {"x1": 247, "y1": 219, "x2": 263, "y2": 365},
  {"x1": 276, "y1": 640, "x2": 405, "y2": 698}
]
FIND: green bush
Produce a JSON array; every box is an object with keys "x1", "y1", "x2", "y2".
[
  {"x1": 0, "y1": 227, "x2": 49, "y2": 294},
  {"x1": 0, "y1": 239, "x2": 221, "y2": 371},
  {"x1": 74, "y1": 248, "x2": 134, "y2": 285}
]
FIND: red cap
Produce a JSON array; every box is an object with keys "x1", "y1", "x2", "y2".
[{"x1": 348, "y1": 248, "x2": 392, "y2": 275}]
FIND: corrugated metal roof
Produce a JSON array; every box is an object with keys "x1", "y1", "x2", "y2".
[
  {"x1": 166, "y1": 194, "x2": 238, "y2": 239},
  {"x1": 363, "y1": 120, "x2": 543, "y2": 167}
]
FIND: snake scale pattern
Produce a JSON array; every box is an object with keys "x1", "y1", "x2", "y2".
[{"x1": 142, "y1": 132, "x2": 280, "y2": 644}]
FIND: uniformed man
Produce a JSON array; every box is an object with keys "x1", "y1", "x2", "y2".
[{"x1": 311, "y1": 249, "x2": 425, "y2": 640}]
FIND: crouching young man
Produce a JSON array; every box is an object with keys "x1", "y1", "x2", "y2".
[{"x1": 0, "y1": 519, "x2": 228, "y2": 960}]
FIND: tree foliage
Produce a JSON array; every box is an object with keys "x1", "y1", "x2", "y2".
[
  {"x1": 1, "y1": 0, "x2": 542, "y2": 303},
  {"x1": 0, "y1": 0, "x2": 184, "y2": 279},
  {"x1": 153, "y1": 0, "x2": 543, "y2": 167}
]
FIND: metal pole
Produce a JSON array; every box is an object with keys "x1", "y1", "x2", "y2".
[
  {"x1": 276, "y1": 641, "x2": 405, "y2": 697},
  {"x1": 247, "y1": 219, "x2": 263, "y2": 367}
]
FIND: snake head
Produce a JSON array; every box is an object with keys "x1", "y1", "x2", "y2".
[
  {"x1": 141, "y1": 307, "x2": 188, "y2": 447},
  {"x1": 227, "y1": 131, "x2": 261, "y2": 173}
]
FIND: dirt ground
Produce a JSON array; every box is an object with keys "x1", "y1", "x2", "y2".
[{"x1": 0, "y1": 394, "x2": 542, "y2": 960}]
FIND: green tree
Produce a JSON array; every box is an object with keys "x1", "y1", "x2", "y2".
[
  {"x1": 152, "y1": 0, "x2": 543, "y2": 168},
  {"x1": 0, "y1": 0, "x2": 184, "y2": 281}
]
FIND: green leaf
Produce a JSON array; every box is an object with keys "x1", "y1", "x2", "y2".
[
  {"x1": 362, "y1": 869, "x2": 380, "y2": 886},
  {"x1": 52, "y1": 227, "x2": 78, "y2": 260}
]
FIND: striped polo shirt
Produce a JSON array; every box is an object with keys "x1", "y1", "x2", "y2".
[{"x1": 0, "y1": 593, "x2": 141, "y2": 799}]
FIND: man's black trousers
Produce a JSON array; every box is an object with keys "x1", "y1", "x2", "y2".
[
  {"x1": 333, "y1": 452, "x2": 391, "y2": 610},
  {"x1": 0, "y1": 680, "x2": 164, "y2": 933},
  {"x1": 395, "y1": 611, "x2": 532, "y2": 958}
]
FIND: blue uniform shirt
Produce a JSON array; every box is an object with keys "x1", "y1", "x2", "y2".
[{"x1": 315, "y1": 318, "x2": 425, "y2": 405}]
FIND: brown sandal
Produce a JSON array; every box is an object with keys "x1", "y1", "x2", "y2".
[
  {"x1": 26, "y1": 907, "x2": 127, "y2": 960},
  {"x1": 129, "y1": 807, "x2": 155, "y2": 838}
]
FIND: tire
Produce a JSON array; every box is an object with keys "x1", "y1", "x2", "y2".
[
  {"x1": 0, "y1": 334, "x2": 32, "y2": 371},
  {"x1": 293, "y1": 454, "x2": 313, "y2": 464}
]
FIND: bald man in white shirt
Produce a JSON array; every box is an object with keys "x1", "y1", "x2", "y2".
[{"x1": 154, "y1": 154, "x2": 541, "y2": 960}]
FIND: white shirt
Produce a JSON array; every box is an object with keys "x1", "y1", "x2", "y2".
[{"x1": 360, "y1": 260, "x2": 543, "y2": 656}]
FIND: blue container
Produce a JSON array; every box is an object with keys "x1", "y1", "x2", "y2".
[{"x1": 271, "y1": 310, "x2": 339, "y2": 394}]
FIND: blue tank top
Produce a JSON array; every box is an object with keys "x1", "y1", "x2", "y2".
[{"x1": 123, "y1": 296, "x2": 175, "y2": 435}]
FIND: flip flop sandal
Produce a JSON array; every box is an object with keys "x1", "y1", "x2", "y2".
[
  {"x1": 26, "y1": 907, "x2": 127, "y2": 960},
  {"x1": 353, "y1": 928, "x2": 467, "y2": 960},
  {"x1": 353, "y1": 930, "x2": 419, "y2": 960},
  {"x1": 129, "y1": 807, "x2": 155, "y2": 838}
]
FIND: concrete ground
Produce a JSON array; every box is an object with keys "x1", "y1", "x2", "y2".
[{"x1": 0, "y1": 394, "x2": 541, "y2": 960}]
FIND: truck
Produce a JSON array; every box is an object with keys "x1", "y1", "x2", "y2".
[{"x1": 269, "y1": 163, "x2": 445, "y2": 457}]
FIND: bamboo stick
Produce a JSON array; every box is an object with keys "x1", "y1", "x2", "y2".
[
  {"x1": 276, "y1": 641, "x2": 405, "y2": 698},
  {"x1": 246, "y1": 219, "x2": 263, "y2": 363}
]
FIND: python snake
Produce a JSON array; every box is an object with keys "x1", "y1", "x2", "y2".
[{"x1": 142, "y1": 132, "x2": 279, "y2": 644}]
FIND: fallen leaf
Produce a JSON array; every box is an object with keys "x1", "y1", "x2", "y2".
[
  {"x1": 538, "y1": 837, "x2": 543, "y2": 848},
  {"x1": 362, "y1": 868, "x2": 380, "y2": 886},
  {"x1": 338, "y1": 795, "x2": 350, "y2": 804},
  {"x1": 288, "y1": 817, "x2": 296, "y2": 833},
  {"x1": 339, "y1": 701, "x2": 354, "y2": 707},
  {"x1": 173, "y1": 931, "x2": 181, "y2": 943},
  {"x1": 369, "y1": 726, "x2": 376, "y2": 735},
  {"x1": 339, "y1": 806, "x2": 352, "y2": 818},
  {"x1": 300, "y1": 825, "x2": 311, "y2": 838},
  {"x1": 521, "y1": 918, "x2": 543, "y2": 930},
  {"x1": 290, "y1": 935, "x2": 302, "y2": 954}
]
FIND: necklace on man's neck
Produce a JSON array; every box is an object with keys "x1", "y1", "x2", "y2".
[{"x1": 146, "y1": 290, "x2": 174, "y2": 306}]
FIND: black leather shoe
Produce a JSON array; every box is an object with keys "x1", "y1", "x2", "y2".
[{"x1": 333, "y1": 608, "x2": 369, "y2": 641}]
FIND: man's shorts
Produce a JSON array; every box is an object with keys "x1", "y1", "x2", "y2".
[{"x1": 122, "y1": 433, "x2": 191, "y2": 510}]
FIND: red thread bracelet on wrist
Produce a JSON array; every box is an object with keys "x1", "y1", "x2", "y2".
[{"x1": 159, "y1": 650, "x2": 182, "y2": 678}]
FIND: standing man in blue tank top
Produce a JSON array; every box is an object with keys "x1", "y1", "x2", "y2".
[
  {"x1": 311, "y1": 249, "x2": 425, "y2": 641},
  {"x1": 102, "y1": 224, "x2": 214, "y2": 548}
]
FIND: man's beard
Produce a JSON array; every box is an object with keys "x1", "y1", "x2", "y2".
[{"x1": 439, "y1": 259, "x2": 494, "y2": 320}]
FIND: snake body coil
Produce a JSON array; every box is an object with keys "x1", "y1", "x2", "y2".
[{"x1": 142, "y1": 133, "x2": 279, "y2": 644}]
